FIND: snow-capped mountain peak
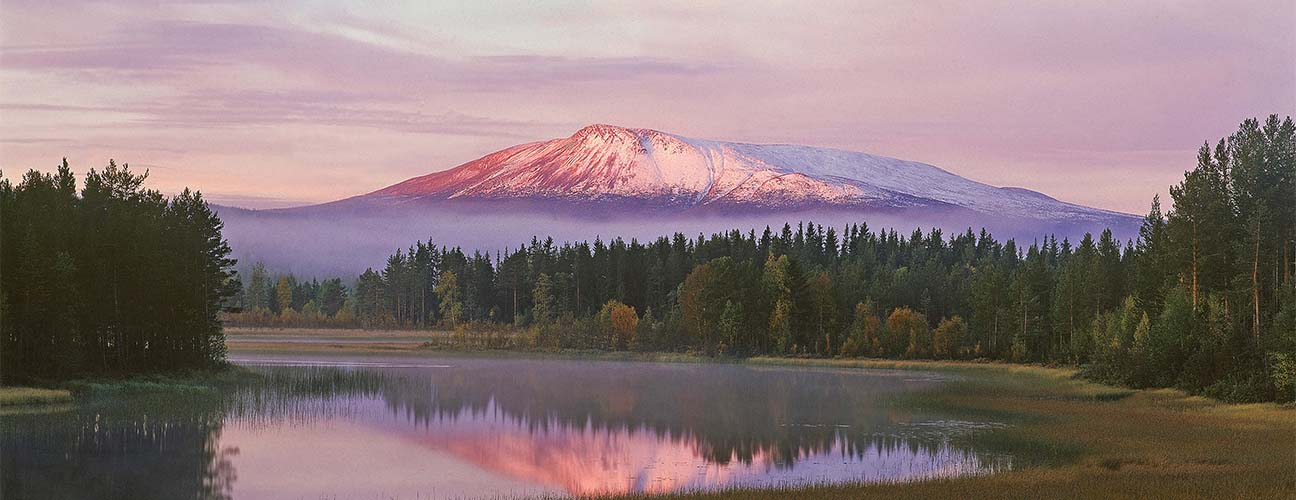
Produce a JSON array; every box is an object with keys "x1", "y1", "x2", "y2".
[
  {"x1": 223, "y1": 124, "x2": 1142, "y2": 276},
  {"x1": 365, "y1": 124, "x2": 1131, "y2": 223}
]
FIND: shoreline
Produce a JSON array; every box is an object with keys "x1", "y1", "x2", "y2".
[{"x1": 0, "y1": 387, "x2": 73, "y2": 407}]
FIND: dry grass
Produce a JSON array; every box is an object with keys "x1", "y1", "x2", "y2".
[
  {"x1": 227, "y1": 338, "x2": 720, "y2": 366},
  {"x1": 588, "y1": 466, "x2": 1292, "y2": 500},
  {"x1": 0, "y1": 387, "x2": 73, "y2": 406},
  {"x1": 225, "y1": 325, "x2": 455, "y2": 338},
  {"x1": 226, "y1": 341, "x2": 425, "y2": 353}
]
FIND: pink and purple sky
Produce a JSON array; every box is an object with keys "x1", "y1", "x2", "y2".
[{"x1": 1, "y1": 1, "x2": 1292, "y2": 213}]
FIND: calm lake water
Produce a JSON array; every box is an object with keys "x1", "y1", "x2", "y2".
[{"x1": 2, "y1": 353, "x2": 1012, "y2": 499}]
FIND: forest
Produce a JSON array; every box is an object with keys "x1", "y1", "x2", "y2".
[
  {"x1": 0, "y1": 161, "x2": 237, "y2": 382},
  {"x1": 228, "y1": 115, "x2": 1295, "y2": 402}
]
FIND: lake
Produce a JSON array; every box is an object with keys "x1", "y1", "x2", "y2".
[{"x1": 2, "y1": 353, "x2": 1012, "y2": 499}]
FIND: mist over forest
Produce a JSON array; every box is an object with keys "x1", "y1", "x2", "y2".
[{"x1": 217, "y1": 204, "x2": 1140, "y2": 279}]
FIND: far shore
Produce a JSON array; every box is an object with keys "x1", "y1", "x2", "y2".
[
  {"x1": 226, "y1": 325, "x2": 454, "y2": 337},
  {"x1": 0, "y1": 387, "x2": 73, "y2": 407}
]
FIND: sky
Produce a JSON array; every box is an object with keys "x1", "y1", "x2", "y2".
[{"x1": 1, "y1": 1, "x2": 1292, "y2": 213}]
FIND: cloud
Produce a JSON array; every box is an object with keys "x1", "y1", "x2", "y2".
[
  {"x1": 2, "y1": 87, "x2": 562, "y2": 137},
  {"x1": 1, "y1": 18, "x2": 728, "y2": 136},
  {"x1": 202, "y1": 192, "x2": 314, "y2": 210},
  {"x1": 135, "y1": 90, "x2": 558, "y2": 137},
  {"x1": 2, "y1": 21, "x2": 728, "y2": 91}
]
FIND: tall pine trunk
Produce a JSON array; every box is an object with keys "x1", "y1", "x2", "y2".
[
  {"x1": 1252, "y1": 224, "x2": 1260, "y2": 342},
  {"x1": 1191, "y1": 220, "x2": 1200, "y2": 310}
]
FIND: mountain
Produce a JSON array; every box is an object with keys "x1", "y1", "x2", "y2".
[
  {"x1": 219, "y1": 124, "x2": 1140, "y2": 276},
  {"x1": 344, "y1": 124, "x2": 1128, "y2": 224}
]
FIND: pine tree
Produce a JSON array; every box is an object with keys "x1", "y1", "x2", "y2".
[
  {"x1": 275, "y1": 277, "x2": 293, "y2": 315},
  {"x1": 435, "y1": 270, "x2": 464, "y2": 326},
  {"x1": 532, "y1": 273, "x2": 555, "y2": 325}
]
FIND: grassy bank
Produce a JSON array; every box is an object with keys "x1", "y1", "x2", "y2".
[
  {"x1": 0, "y1": 387, "x2": 73, "y2": 406},
  {"x1": 60, "y1": 366, "x2": 259, "y2": 397},
  {"x1": 226, "y1": 326, "x2": 445, "y2": 337},
  {"x1": 2, "y1": 365, "x2": 260, "y2": 403},
  {"x1": 229, "y1": 338, "x2": 723, "y2": 363}
]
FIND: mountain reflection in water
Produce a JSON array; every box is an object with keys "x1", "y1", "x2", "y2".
[{"x1": 2, "y1": 353, "x2": 1012, "y2": 499}]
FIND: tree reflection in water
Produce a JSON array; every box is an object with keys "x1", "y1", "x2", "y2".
[
  {"x1": 2, "y1": 393, "x2": 237, "y2": 500},
  {"x1": 2, "y1": 355, "x2": 1012, "y2": 499}
]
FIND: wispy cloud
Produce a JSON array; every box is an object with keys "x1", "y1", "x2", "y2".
[
  {"x1": 2, "y1": 19, "x2": 723, "y2": 137},
  {"x1": 3, "y1": 20, "x2": 727, "y2": 90}
]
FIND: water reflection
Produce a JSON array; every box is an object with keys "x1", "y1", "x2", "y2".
[
  {"x1": 3, "y1": 393, "x2": 237, "y2": 500},
  {"x1": 2, "y1": 354, "x2": 1011, "y2": 499}
]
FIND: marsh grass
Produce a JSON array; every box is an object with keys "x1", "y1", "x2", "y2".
[{"x1": 58, "y1": 365, "x2": 261, "y2": 397}]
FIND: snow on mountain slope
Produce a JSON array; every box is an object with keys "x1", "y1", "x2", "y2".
[
  {"x1": 224, "y1": 124, "x2": 1143, "y2": 275},
  {"x1": 360, "y1": 124, "x2": 1129, "y2": 223}
]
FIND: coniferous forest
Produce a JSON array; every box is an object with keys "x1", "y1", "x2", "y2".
[
  {"x1": 0, "y1": 161, "x2": 237, "y2": 383},
  {"x1": 1, "y1": 117, "x2": 1290, "y2": 402},
  {"x1": 227, "y1": 116, "x2": 1296, "y2": 402}
]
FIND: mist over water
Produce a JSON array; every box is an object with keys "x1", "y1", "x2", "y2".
[
  {"x1": 216, "y1": 205, "x2": 1140, "y2": 277},
  {"x1": 1, "y1": 354, "x2": 1013, "y2": 499}
]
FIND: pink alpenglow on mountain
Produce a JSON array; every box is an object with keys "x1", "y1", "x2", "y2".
[
  {"x1": 360, "y1": 124, "x2": 1128, "y2": 223},
  {"x1": 218, "y1": 124, "x2": 1139, "y2": 275}
]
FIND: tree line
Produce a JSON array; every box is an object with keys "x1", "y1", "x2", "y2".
[
  {"x1": 1, "y1": 160, "x2": 238, "y2": 382},
  {"x1": 231, "y1": 116, "x2": 1294, "y2": 402}
]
